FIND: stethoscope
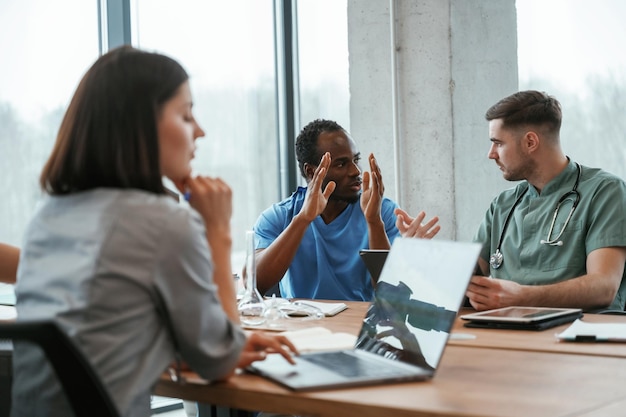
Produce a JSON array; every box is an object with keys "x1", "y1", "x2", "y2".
[{"x1": 489, "y1": 162, "x2": 582, "y2": 270}]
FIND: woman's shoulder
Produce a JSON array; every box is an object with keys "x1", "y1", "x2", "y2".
[
  {"x1": 108, "y1": 189, "x2": 191, "y2": 215},
  {"x1": 116, "y1": 190, "x2": 202, "y2": 232},
  {"x1": 57, "y1": 189, "x2": 201, "y2": 233},
  {"x1": 34, "y1": 189, "x2": 204, "y2": 246}
]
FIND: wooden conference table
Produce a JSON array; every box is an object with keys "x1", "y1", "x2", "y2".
[{"x1": 155, "y1": 302, "x2": 626, "y2": 417}]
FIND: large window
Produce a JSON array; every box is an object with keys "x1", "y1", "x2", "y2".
[
  {"x1": 297, "y1": 0, "x2": 351, "y2": 131},
  {"x1": 517, "y1": 0, "x2": 626, "y2": 179},
  {"x1": 132, "y1": 0, "x2": 280, "y2": 267},
  {"x1": 0, "y1": 0, "x2": 353, "y2": 267},
  {"x1": 133, "y1": 0, "x2": 352, "y2": 263},
  {"x1": 0, "y1": 0, "x2": 99, "y2": 246}
]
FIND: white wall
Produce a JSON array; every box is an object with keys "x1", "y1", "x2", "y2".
[{"x1": 348, "y1": 0, "x2": 517, "y2": 242}]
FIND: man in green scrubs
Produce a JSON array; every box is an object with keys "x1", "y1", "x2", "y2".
[{"x1": 468, "y1": 90, "x2": 626, "y2": 311}]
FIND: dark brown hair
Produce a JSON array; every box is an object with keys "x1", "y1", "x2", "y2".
[
  {"x1": 485, "y1": 90, "x2": 562, "y2": 136},
  {"x1": 40, "y1": 46, "x2": 189, "y2": 194}
]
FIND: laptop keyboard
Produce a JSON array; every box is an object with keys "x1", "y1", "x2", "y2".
[{"x1": 301, "y1": 351, "x2": 414, "y2": 378}]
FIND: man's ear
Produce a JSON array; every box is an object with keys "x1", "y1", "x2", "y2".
[
  {"x1": 303, "y1": 163, "x2": 316, "y2": 181},
  {"x1": 523, "y1": 131, "x2": 540, "y2": 153}
]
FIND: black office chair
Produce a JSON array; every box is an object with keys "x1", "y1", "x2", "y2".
[{"x1": 0, "y1": 320, "x2": 120, "y2": 417}]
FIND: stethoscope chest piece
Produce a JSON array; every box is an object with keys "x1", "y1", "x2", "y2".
[{"x1": 489, "y1": 249, "x2": 503, "y2": 269}]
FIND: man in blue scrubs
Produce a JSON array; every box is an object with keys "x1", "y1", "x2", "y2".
[{"x1": 253, "y1": 119, "x2": 439, "y2": 301}]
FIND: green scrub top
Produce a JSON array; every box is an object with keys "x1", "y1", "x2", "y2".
[{"x1": 474, "y1": 160, "x2": 626, "y2": 310}]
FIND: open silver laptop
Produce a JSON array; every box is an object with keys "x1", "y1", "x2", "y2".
[{"x1": 248, "y1": 238, "x2": 481, "y2": 391}]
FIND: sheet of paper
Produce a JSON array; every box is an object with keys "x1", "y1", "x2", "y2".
[
  {"x1": 280, "y1": 326, "x2": 357, "y2": 353},
  {"x1": 556, "y1": 319, "x2": 626, "y2": 342},
  {"x1": 0, "y1": 283, "x2": 15, "y2": 306},
  {"x1": 240, "y1": 299, "x2": 348, "y2": 330},
  {"x1": 291, "y1": 300, "x2": 348, "y2": 316},
  {"x1": 0, "y1": 305, "x2": 17, "y2": 320}
]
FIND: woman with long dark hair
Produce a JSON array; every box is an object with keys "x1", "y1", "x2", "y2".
[{"x1": 11, "y1": 46, "x2": 295, "y2": 417}]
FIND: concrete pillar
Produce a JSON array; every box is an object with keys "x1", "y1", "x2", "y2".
[{"x1": 348, "y1": 0, "x2": 517, "y2": 241}]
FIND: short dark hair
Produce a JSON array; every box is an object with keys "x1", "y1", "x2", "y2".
[
  {"x1": 40, "y1": 46, "x2": 189, "y2": 195},
  {"x1": 485, "y1": 90, "x2": 562, "y2": 135},
  {"x1": 295, "y1": 119, "x2": 345, "y2": 178}
]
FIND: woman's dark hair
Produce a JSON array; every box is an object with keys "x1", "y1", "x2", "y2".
[
  {"x1": 40, "y1": 46, "x2": 189, "y2": 194},
  {"x1": 295, "y1": 119, "x2": 344, "y2": 179},
  {"x1": 485, "y1": 90, "x2": 562, "y2": 136}
]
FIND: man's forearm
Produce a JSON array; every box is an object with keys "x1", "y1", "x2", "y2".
[
  {"x1": 521, "y1": 273, "x2": 620, "y2": 310},
  {"x1": 255, "y1": 215, "x2": 311, "y2": 294},
  {"x1": 367, "y1": 219, "x2": 391, "y2": 250},
  {"x1": 524, "y1": 247, "x2": 626, "y2": 310}
]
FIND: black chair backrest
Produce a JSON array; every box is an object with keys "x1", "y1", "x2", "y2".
[{"x1": 0, "y1": 320, "x2": 120, "y2": 417}]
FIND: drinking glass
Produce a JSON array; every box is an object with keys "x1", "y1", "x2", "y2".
[{"x1": 237, "y1": 231, "x2": 267, "y2": 326}]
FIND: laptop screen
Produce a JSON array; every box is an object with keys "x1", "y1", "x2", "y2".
[{"x1": 355, "y1": 238, "x2": 481, "y2": 370}]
